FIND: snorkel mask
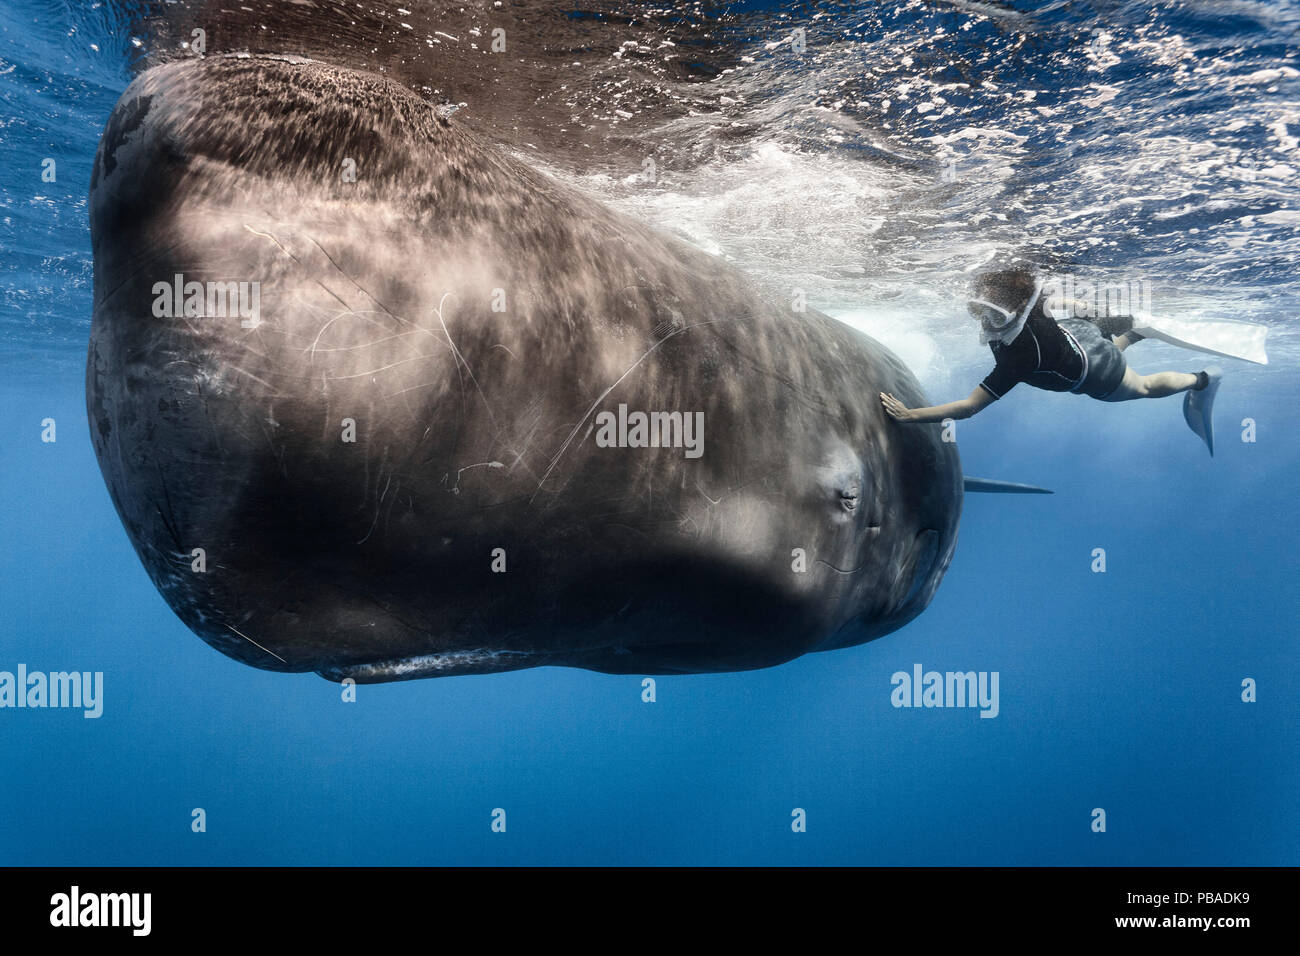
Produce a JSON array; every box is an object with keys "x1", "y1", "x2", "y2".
[{"x1": 970, "y1": 276, "x2": 1044, "y2": 345}]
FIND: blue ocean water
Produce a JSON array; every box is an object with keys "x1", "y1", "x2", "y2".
[{"x1": 1, "y1": 1, "x2": 1296, "y2": 865}]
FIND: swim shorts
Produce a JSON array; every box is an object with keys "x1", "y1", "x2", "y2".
[{"x1": 1059, "y1": 318, "x2": 1128, "y2": 400}]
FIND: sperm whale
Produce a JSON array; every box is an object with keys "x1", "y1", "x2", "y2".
[{"x1": 86, "y1": 50, "x2": 969, "y2": 681}]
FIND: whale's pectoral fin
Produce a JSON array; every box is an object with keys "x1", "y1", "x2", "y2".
[{"x1": 963, "y1": 477, "x2": 1054, "y2": 494}]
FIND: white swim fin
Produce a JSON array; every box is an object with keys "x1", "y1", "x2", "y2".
[
  {"x1": 1182, "y1": 367, "x2": 1222, "y2": 456},
  {"x1": 1132, "y1": 313, "x2": 1268, "y2": 365}
]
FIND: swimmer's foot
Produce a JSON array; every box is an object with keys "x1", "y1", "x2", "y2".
[{"x1": 1183, "y1": 367, "x2": 1222, "y2": 456}]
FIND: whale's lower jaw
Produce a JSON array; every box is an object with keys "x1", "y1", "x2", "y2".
[
  {"x1": 318, "y1": 650, "x2": 542, "y2": 683},
  {"x1": 315, "y1": 643, "x2": 806, "y2": 683}
]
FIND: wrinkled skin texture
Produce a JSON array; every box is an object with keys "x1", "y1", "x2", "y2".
[{"x1": 87, "y1": 53, "x2": 961, "y2": 682}]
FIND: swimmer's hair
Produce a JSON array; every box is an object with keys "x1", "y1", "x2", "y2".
[{"x1": 972, "y1": 267, "x2": 1038, "y2": 311}]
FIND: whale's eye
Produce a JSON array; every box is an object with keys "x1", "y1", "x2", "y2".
[
  {"x1": 839, "y1": 485, "x2": 860, "y2": 512},
  {"x1": 812, "y1": 441, "x2": 867, "y2": 522}
]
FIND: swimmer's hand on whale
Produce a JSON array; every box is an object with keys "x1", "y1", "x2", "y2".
[
  {"x1": 880, "y1": 388, "x2": 993, "y2": 423},
  {"x1": 879, "y1": 268, "x2": 1221, "y2": 454}
]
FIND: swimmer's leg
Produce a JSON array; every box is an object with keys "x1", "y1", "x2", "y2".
[
  {"x1": 1091, "y1": 314, "x2": 1142, "y2": 350},
  {"x1": 1112, "y1": 331, "x2": 1144, "y2": 351},
  {"x1": 1101, "y1": 367, "x2": 1204, "y2": 401}
]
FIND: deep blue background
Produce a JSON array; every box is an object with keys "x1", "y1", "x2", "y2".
[{"x1": 3, "y1": 368, "x2": 1294, "y2": 865}]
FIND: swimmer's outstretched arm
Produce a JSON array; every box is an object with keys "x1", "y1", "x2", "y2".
[{"x1": 879, "y1": 386, "x2": 995, "y2": 423}]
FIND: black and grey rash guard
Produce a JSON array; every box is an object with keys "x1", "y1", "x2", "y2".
[{"x1": 979, "y1": 301, "x2": 1087, "y2": 399}]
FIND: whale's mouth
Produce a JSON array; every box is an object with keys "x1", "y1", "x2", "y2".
[
  {"x1": 318, "y1": 649, "x2": 540, "y2": 683},
  {"x1": 897, "y1": 529, "x2": 942, "y2": 612}
]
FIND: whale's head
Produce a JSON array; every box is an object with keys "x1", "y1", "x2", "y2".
[
  {"x1": 803, "y1": 423, "x2": 961, "y2": 650},
  {"x1": 744, "y1": 341, "x2": 962, "y2": 656}
]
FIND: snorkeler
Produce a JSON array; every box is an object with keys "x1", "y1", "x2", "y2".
[{"x1": 879, "y1": 268, "x2": 1224, "y2": 454}]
